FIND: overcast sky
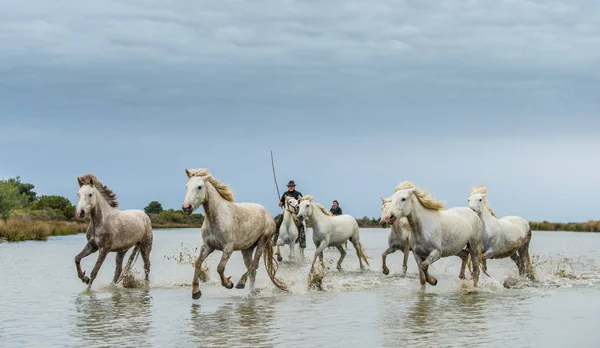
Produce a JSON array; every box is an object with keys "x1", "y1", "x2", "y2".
[{"x1": 1, "y1": 0, "x2": 599, "y2": 222}]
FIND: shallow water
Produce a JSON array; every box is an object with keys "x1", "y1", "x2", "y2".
[{"x1": 1, "y1": 228, "x2": 599, "y2": 347}]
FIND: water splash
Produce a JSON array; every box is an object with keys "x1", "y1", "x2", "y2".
[{"x1": 164, "y1": 242, "x2": 210, "y2": 282}]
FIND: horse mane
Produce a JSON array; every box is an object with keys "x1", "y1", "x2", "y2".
[
  {"x1": 77, "y1": 173, "x2": 119, "y2": 208},
  {"x1": 299, "y1": 195, "x2": 333, "y2": 216},
  {"x1": 470, "y1": 184, "x2": 498, "y2": 218},
  {"x1": 186, "y1": 168, "x2": 235, "y2": 202},
  {"x1": 394, "y1": 181, "x2": 445, "y2": 211}
]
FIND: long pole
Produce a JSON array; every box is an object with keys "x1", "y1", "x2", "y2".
[{"x1": 270, "y1": 150, "x2": 281, "y2": 202}]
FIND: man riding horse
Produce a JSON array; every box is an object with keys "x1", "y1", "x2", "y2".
[{"x1": 274, "y1": 180, "x2": 306, "y2": 249}]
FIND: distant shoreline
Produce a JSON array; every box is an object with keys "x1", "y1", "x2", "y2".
[{"x1": 1, "y1": 218, "x2": 598, "y2": 243}]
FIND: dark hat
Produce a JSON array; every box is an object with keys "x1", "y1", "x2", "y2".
[{"x1": 287, "y1": 180, "x2": 296, "y2": 186}]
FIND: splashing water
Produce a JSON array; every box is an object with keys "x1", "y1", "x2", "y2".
[{"x1": 164, "y1": 242, "x2": 210, "y2": 282}]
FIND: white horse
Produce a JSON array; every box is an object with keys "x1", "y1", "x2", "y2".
[
  {"x1": 74, "y1": 174, "x2": 153, "y2": 289},
  {"x1": 379, "y1": 197, "x2": 412, "y2": 276},
  {"x1": 275, "y1": 196, "x2": 305, "y2": 261},
  {"x1": 379, "y1": 196, "x2": 474, "y2": 278},
  {"x1": 181, "y1": 168, "x2": 287, "y2": 299},
  {"x1": 382, "y1": 181, "x2": 484, "y2": 290},
  {"x1": 297, "y1": 195, "x2": 369, "y2": 273},
  {"x1": 468, "y1": 185, "x2": 534, "y2": 279}
]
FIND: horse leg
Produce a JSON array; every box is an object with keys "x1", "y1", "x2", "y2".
[
  {"x1": 402, "y1": 244, "x2": 411, "y2": 276},
  {"x1": 456, "y1": 249, "x2": 470, "y2": 280},
  {"x1": 413, "y1": 253, "x2": 427, "y2": 290},
  {"x1": 75, "y1": 242, "x2": 98, "y2": 284},
  {"x1": 381, "y1": 246, "x2": 398, "y2": 275},
  {"x1": 276, "y1": 244, "x2": 283, "y2": 262},
  {"x1": 217, "y1": 248, "x2": 235, "y2": 289},
  {"x1": 289, "y1": 238, "x2": 296, "y2": 261},
  {"x1": 237, "y1": 233, "x2": 271, "y2": 289},
  {"x1": 520, "y1": 243, "x2": 534, "y2": 280},
  {"x1": 241, "y1": 247, "x2": 257, "y2": 291},
  {"x1": 192, "y1": 244, "x2": 215, "y2": 299},
  {"x1": 336, "y1": 245, "x2": 346, "y2": 271},
  {"x1": 140, "y1": 243, "x2": 152, "y2": 282},
  {"x1": 421, "y1": 249, "x2": 441, "y2": 286},
  {"x1": 510, "y1": 253, "x2": 524, "y2": 276},
  {"x1": 468, "y1": 243, "x2": 482, "y2": 288},
  {"x1": 113, "y1": 251, "x2": 127, "y2": 284},
  {"x1": 87, "y1": 248, "x2": 110, "y2": 287},
  {"x1": 311, "y1": 240, "x2": 329, "y2": 274}
]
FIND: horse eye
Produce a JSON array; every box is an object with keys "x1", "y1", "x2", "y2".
[
  {"x1": 197, "y1": 186, "x2": 202, "y2": 190},
  {"x1": 402, "y1": 198, "x2": 406, "y2": 201},
  {"x1": 479, "y1": 199, "x2": 482, "y2": 202},
  {"x1": 88, "y1": 193, "x2": 92, "y2": 197}
]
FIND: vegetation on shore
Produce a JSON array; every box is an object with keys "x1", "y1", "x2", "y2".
[{"x1": 0, "y1": 220, "x2": 88, "y2": 242}]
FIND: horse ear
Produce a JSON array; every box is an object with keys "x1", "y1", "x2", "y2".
[
  {"x1": 481, "y1": 194, "x2": 487, "y2": 198},
  {"x1": 185, "y1": 169, "x2": 192, "y2": 178},
  {"x1": 203, "y1": 174, "x2": 212, "y2": 181},
  {"x1": 77, "y1": 176, "x2": 83, "y2": 187},
  {"x1": 380, "y1": 196, "x2": 386, "y2": 204},
  {"x1": 407, "y1": 188, "x2": 416, "y2": 195}
]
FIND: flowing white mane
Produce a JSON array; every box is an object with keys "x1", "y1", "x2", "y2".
[{"x1": 395, "y1": 181, "x2": 445, "y2": 211}]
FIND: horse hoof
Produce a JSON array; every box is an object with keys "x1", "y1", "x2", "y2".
[
  {"x1": 192, "y1": 291, "x2": 202, "y2": 300},
  {"x1": 81, "y1": 276, "x2": 90, "y2": 284},
  {"x1": 382, "y1": 267, "x2": 390, "y2": 275},
  {"x1": 277, "y1": 255, "x2": 283, "y2": 262},
  {"x1": 235, "y1": 282, "x2": 246, "y2": 290},
  {"x1": 429, "y1": 277, "x2": 438, "y2": 286}
]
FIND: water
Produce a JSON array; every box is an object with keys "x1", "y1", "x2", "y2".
[{"x1": 1, "y1": 228, "x2": 599, "y2": 347}]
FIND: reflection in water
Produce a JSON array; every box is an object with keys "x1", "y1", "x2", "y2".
[
  {"x1": 71, "y1": 289, "x2": 152, "y2": 347},
  {"x1": 189, "y1": 297, "x2": 278, "y2": 347},
  {"x1": 377, "y1": 288, "x2": 534, "y2": 348}
]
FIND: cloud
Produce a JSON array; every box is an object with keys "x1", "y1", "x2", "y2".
[{"x1": 1, "y1": 1, "x2": 599, "y2": 221}]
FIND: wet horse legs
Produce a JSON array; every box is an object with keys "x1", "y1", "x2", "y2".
[
  {"x1": 217, "y1": 248, "x2": 235, "y2": 289},
  {"x1": 75, "y1": 242, "x2": 97, "y2": 284},
  {"x1": 381, "y1": 246, "x2": 399, "y2": 275},
  {"x1": 192, "y1": 244, "x2": 215, "y2": 299},
  {"x1": 240, "y1": 247, "x2": 257, "y2": 291},
  {"x1": 336, "y1": 245, "x2": 346, "y2": 271},
  {"x1": 113, "y1": 251, "x2": 126, "y2": 283},
  {"x1": 236, "y1": 233, "x2": 270, "y2": 289}
]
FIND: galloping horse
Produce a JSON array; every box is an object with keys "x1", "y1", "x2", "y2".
[
  {"x1": 296, "y1": 195, "x2": 369, "y2": 274},
  {"x1": 379, "y1": 196, "x2": 473, "y2": 278},
  {"x1": 275, "y1": 196, "x2": 305, "y2": 262},
  {"x1": 181, "y1": 168, "x2": 287, "y2": 299},
  {"x1": 468, "y1": 185, "x2": 534, "y2": 279},
  {"x1": 74, "y1": 174, "x2": 153, "y2": 288},
  {"x1": 383, "y1": 181, "x2": 483, "y2": 290}
]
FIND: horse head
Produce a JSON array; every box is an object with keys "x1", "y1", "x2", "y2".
[
  {"x1": 383, "y1": 188, "x2": 416, "y2": 225},
  {"x1": 468, "y1": 193, "x2": 486, "y2": 214},
  {"x1": 182, "y1": 169, "x2": 213, "y2": 215}
]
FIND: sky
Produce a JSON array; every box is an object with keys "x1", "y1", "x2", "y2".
[{"x1": 1, "y1": 0, "x2": 599, "y2": 222}]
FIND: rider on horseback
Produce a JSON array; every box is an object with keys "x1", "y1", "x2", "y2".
[{"x1": 274, "y1": 180, "x2": 306, "y2": 249}]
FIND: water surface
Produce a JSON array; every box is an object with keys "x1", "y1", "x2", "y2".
[{"x1": 1, "y1": 229, "x2": 599, "y2": 347}]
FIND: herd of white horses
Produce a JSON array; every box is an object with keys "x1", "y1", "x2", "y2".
[{"x1": 73, "y1": 168, "x2": 534, "y2": 300}]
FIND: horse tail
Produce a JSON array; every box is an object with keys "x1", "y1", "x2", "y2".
[
  {"x1": 116, "y1": 244, "x2": 141, "y2": 284},
  {"x1": 357, "y1": 242, "x2": 370, "y2": 267},
  {"x1": 263, "y1": 236, "x2": 289, "y2": 291}
]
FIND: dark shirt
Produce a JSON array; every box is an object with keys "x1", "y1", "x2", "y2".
[
  {"x1": 280, "y1": 190, "x2": 303, "y2": 204},
  {"x1": 330, "y1": 206, "x2": 342, "y2": 215}
]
